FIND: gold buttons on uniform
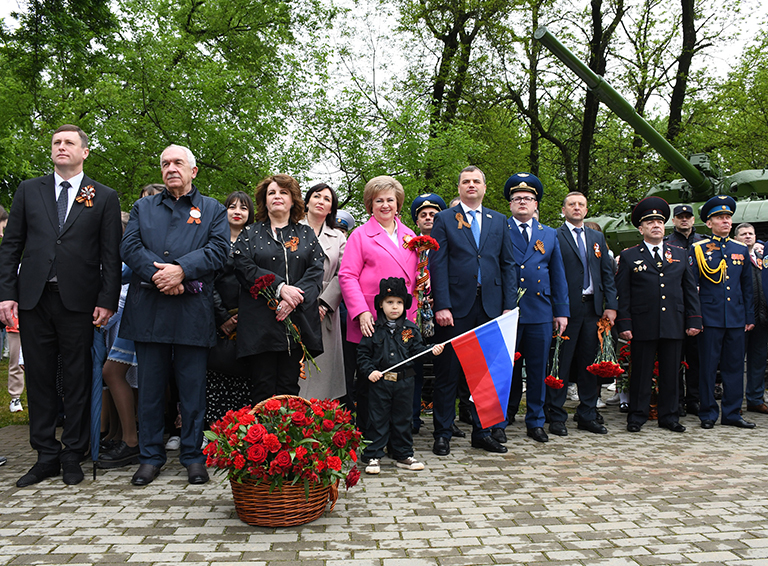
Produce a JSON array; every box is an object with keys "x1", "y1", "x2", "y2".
[
  {"x1": 662, "y1": 307, "x2": 666, "y2": 311},
  {"x1": 662, "y1": 295, "x2": 666, "y2": 299}
]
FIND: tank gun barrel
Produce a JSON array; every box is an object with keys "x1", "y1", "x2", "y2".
[{"x1": 534, "y1": 26, "x2": 712, "y2": 198}]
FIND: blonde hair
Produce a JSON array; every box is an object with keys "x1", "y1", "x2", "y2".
[{"x1": 363, "y1": 176, "x2": 404, "y2": 215}]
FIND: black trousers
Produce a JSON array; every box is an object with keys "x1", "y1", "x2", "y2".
[
  {"x1": 678, "y1": 334, "x2": 700, "y2": 404},
  {"x1": 246, "y1": 348, "x2": 302, "y2": 404},
  {"x1": 628, "y1": 338, "x2": 682, "y2": 427},
  {"x1": 20, "y1": 287, "x2": 94, "y2": 465},
  {"x1": 363, "y1": 375, "x2": 414, "y2": 461}
]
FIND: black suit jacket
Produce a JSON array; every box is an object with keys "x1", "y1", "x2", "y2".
[
  {"x1": 0, "y1": 173, "x2": 122, "y2": 313},
  {"x1": 615, "y1": 243, "x2": 702, "y2": 340},
  {"x1": 556, "y1": 224, "x2": 618, "y2": 317}
]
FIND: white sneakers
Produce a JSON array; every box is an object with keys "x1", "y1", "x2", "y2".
[
  {"x1": 9, "y1": 398, "x2": 22, "y2": 413},
  {"x1": 566, "y1": 383, "x2": 579, "y2": 401},
  {"x1": 365, "y1": 458, "x2": 380, "y2": 474},
  {"x1": 396, "y1": 457, "x2": 424, "y2": 471},
  {"x1": 165, "y1": 436, "x2": 181, "y2": 451}
]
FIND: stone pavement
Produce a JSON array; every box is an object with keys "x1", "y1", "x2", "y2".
[{"x1": 2, "y1": 403, "x2": 768, "y2": 566}]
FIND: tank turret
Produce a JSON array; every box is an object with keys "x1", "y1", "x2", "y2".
[{"x1": 534, "y1": 26, "x2": 768, "y2": 251}]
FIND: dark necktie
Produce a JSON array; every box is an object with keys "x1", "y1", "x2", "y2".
[
  {"x1": 653, "y1": 246, "x2": 662, "y2": 266},
  {"x1": 57, "y1": 181, "x2": 71, "y2": 233},
  {"x1": 574, "y1": 227, "x2": 589, "y2": 290},
  {"x1": 520, "y1": 223, "x2": 529, "y2": 245},
  {"x1": 468, "y1": 210, "x2": 481, "y2": 285}
]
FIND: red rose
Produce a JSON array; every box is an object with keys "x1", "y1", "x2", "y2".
[
  {"x1": 322, "y1": 419, "x2": 335, "y2": 432},
  {"x1": 326, "y1": 456, "x2": 342, "y2": 471},
  {"x1": 239, "y1": 412, "x2": 255, "y2": 426},
  {"x1": 291, "y1": 412, "x2": 309, "y2": 426},
  {"x1": 244, "y1": 423, "x2": 267, "y2": 444},
  {"x1": 263, "y1": 433, "x2": 281, "y2": 452},
  {"x1": 234, "y1": 453, "x2": 246, "y2": 470},
  {"x1": 332, "y1": 431, "x2": 347, "y2": 448},
  {"x1": 275, "y1": 450, "x2": 292, "y2": 468},
  {"x1": 345, "y1": 466, "x2": 360, "y2": 489},
  {"x1": 248, "y1": 444, "x2": 268, "y2": 463},
  {"x1": 263, "y1": 399, "x2": 282, "y2": 412}
]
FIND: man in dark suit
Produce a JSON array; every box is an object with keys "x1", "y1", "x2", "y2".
[
  {"x1": 504, "y1": 173, "x2": 569, "y2": 443},
  {"x1": 0, "y1": 124, "x2": 122, "y2": 487},
  {"x1": 120, "y1": 144, "x2": 229, "y2": 486},
  {"x1": 544, "y1": 192, "x2": 618, "y2": 436},
  {"x1": 691, "y1": 196, "x2": 755, "y2": 429},
  {"x1": 429, "y1": 166, "x2": 517, "y2": 455},
  {"x1": 616, "y1": 197, "x2": 702, "y2": 432}
]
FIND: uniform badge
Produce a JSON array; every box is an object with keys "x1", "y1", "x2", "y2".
[
  {"x1": 763, "y1": 257, "x2": 768, "y2": 270},
  {"x1": 456, "y1": 212, "x2": 471, "y2": 230},
  {"x1": 706, "y1": 242, "x2": 720, "y2": 254},
  {"x1": 665, "y1": 248, "x2": 679, "y2": 263},
  {"x1": 731, "y1": 253, "x2": 744, "y2": 265},
  {"x1": 594, "y1": 243, "x2": 601, "y2": 258},
  {"x1": 75, "y1": 185, "x2": 95, "y2": 207},
  {"x1": 534, "y1": 240, "x2": 545, "y2": 254},
  {"x1": 187, "y1": 206, "x2": 202, "y2": 224},
  {"x1": 689, "y1": 255, "x2": 694, "y2": 266}
]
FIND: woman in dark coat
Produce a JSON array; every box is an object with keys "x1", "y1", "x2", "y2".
[
  {"x1": 205, "y1": 191, "x2": 254, "y2": 422},
  {"x1": 233, "y1": 174, "x2": 325, "y2": 403}
]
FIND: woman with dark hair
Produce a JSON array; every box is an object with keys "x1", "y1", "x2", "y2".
[
  {"x1": 204, "y1": 191, "x2": 255, "y2": 422},
  {"x1": 298, "y1": 183, "x2": 347, "y2": 401},
  {"x1": 233, "y1": 174, "x2": 325, "y2": 403}
]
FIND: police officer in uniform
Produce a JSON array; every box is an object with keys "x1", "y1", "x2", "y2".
[
  {"x1": 616, "y1": 198, "x2": 701, "y2": 433},
  {"x1": 504, "y1": 173, "x2": 569, "y2": 443},
  {"x1": 664, "y1": 204, "x2": 704, "y2": 415},
  {"x1": 690, "y1": 196, "x2": 755, "y2": 429}
]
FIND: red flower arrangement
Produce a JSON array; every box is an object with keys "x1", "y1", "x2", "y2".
[
  {"x1": 586, "y1": 318, "x2": 624, "y2": 378},
  {"x1": 405, "y1": 235, "x2": 440, "y2": 338},
  {"x1": 545, "y1": 331, "x2": 569, "y2": 389},
  {"x1": 249, "y1": 274, "x2": 319, "y2": 374},
  {"x1": 204, "y1": 397, "x2": 363, "y2": 493}
]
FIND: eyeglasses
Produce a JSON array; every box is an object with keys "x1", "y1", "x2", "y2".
[{"x1": 510, "y1": 196, "x2": 536, "y2": 203}]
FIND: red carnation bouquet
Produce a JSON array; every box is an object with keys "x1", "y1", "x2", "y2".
[
  {"x1": 545, "y1": 331, "x2": 569, "y2": 389},
  {"x1": 586, "y1": 318, "x2": 624, "y2": 378},
  {"x1": 204, "y1": 397, "x2": 363, "y2": 494},
  {"x1": 249, "y1": 273, "x2": 319, "y2": 375},
  {"x1": 405, "y1": 235, "x2": 440, "y2": 338}
]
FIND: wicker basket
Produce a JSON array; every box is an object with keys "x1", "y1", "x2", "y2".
[
  {"x1": 230, "y1": 477, "x2": 339, "y2": 527},
  {"x1": 229, "y1": 395, "x2": 339, "y2": 527}
]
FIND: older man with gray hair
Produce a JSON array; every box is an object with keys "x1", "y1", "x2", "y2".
[{"x1": 120, "y1": 144, "x2": 229, "y2": 486}]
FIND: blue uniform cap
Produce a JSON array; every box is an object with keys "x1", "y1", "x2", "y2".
[
  {"x1": 410, "y1": 193, "x2": 447, "y2": 223},
  {"x1": 504, "y1": 173, "x2": 543, "y2": 202},
  {"x1": 336, "y1": 210, "x2": 356, "y2": 231},
  {"x1": 700, "y1": 195, "x2": 736, "y2": 222}
]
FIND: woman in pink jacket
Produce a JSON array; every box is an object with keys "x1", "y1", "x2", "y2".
[{"x1": 339, "y1": 175, "x2": 419, "y2": 433}]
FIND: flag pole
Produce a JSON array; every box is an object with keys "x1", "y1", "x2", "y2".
[{"x1": 380, "y1": 309, "x2": 518, "y2": 374}]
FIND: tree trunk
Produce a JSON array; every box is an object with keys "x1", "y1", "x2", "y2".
[{"x1": 667, "y1": 0, "x2": 695, "y2": 142}]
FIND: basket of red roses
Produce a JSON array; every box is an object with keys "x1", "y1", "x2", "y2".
[{"x1": 204, "y1": 395, "x2": 363, "y2": 527}]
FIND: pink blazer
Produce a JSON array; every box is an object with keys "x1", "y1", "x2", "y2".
[{"x1": 339, "y1": 215, "x2": 419, "y2": 343}]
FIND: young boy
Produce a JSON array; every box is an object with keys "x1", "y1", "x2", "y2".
[{"x1": 357, "y1": 277, "x2": 444, "y2": 474}]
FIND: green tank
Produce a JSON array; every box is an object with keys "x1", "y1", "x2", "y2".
[{"x1": 534, "y1": 26, "x2": 768, "y2": 252}]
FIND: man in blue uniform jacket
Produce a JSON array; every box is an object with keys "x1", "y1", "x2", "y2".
[
  {"x1": 690, "y1": 195, "x2": 755, "y2": 429},
  {"x1": 504, "y1": 173, "x2": 569, "y2": 443},
  {"x1": 120, "y1": 144, "x2": 229, "y2": 486},
  {"x1": 429, "y1": 166, "x2": 517, "y2": 455},
  {"x1": 616, "y1": 197, "x2": 701, "y2": 433}
]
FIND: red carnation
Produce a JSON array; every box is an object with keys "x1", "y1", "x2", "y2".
[
  {"x1": 514, "y1": 352, "x2": 522, "y2": 361},
  {"x1": 295, "y1": 446, "x2": 308, "y2": 460},
  {"x1": 545, "y1": 375, "x2": 564, "y2": 389},
  {"x1": 263, "y1": 433, "x2": 281, "y2": 453},
  {"x1": 275, "y1": 450, "x2": 292, "y2": 468},
  {"x1": 247, "y1": 443, "x2": 268, "y2": 463},
  {"x1": 250, "y1": 274, "x2": 276, "y2": 298},
  {"x1": 234, "y1": 453, "x2": 246, "y2": 470},
  {"x1": 326, "y1": 456, "x2": 342, "y2": 471}
]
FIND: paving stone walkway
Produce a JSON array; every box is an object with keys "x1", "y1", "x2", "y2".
[{"x1": 2, "y1": 402, "x2": 768, "y2": 566}]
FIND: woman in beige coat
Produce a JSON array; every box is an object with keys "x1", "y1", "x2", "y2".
[{"x1": 299, "y1": 183, "x2": 347, "y2": 400}]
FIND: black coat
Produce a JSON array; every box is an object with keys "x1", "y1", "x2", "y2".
[
  {"x1": 357, "y1": 313, "x2": 427, "y2": 378},
  {"x1": 615, "y1": 242, "x2": 702, "y2": 340},
  {"x1": 233, "y1": 220, "x2": 325, "y2": 358},
  {"x1": 213, "y1": 249, "x2": 241, "y2": 327}
]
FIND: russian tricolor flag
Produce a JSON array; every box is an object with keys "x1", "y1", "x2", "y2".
[{"x1": 452, "y1": 309, "x2": 519, "y2": 429}]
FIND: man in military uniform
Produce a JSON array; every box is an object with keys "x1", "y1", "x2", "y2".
[
  {"x1": 408, "y1": 193, "x2": 452, "y2": 436},
  {"x1": 616, "y1": 198, "x2": 701, "y2": 433},
  {"x1": 690, "y1": 196, "x2": 755, "y2": 429},
  {"x1": 504, "y1": 173, "x2": 569, "y2": 443},
  {"x1": 664, "y1": 204, "x2": 705, "y2": 416}
]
